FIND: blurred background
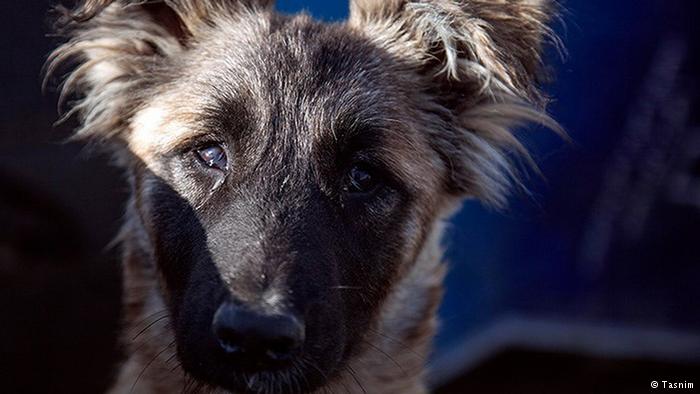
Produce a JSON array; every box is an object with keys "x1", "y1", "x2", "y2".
[{"x1": 1, "y1": 0, "x2": 698, "y2": 393}]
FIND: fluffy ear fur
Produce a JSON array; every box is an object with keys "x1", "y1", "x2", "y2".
[
  {"x1": 350, "y1": 0, "x2": 562, "y2": 206},
  {"x1": 44, "y1": 0, "x2": 274, "y2": 143}
]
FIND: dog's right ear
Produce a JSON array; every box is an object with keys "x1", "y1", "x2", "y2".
[
  {"x1": 348, "y1": 0, "x2": 560, "y2": 207},
  {"x1": 45, "y1": 0, "x2": 274, "y2": 144}
]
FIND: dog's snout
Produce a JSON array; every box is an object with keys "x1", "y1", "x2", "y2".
[{"x1": 212, "y1": 302, "x2": 305, "y2": 368}]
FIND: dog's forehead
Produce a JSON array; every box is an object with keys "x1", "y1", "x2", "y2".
[
  {"x1": 191, "y1": 15, "x2": 397, "y2": 131},
  {"x1": 132, "y1": 15, "x2": 404, "y2": 154}
]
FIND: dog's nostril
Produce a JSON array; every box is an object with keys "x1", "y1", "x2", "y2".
[
  {"x1": 266, "y1": 336, "x2": 298, "y2": 361},
  {"x1": 212, "y1": 302, "x2": 305, "y2": 367},
  {"x1": 215, "y1": 330, "x2": 243, "y2": 355}
]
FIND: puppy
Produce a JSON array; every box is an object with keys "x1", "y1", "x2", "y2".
[{"x1": 46, "y1": 0, "x2": 558, "y2": 392}]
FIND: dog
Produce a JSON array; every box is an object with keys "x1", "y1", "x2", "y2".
[{"x1": 46, "y1": 0, "x2": 558, "y2": 392}]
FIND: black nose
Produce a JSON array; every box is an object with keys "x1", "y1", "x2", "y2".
[{"x1": 212, "y1": 302, "x2": 305, "y2": 368}]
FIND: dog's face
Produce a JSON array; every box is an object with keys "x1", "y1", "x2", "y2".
[
  {"x1": 131, "y1": 17, "x2": 445, "y2": 391},
  {"x1": 48, "y1": 0, "x2": 554, "y2": 392}
]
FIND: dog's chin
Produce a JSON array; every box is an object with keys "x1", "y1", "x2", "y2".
[
  {"x1": 184, "y1": 361, "x2": 328, "y2": 394},
  {"x1": 178, "y1": 349, "x2": 337, "y2": 394}
]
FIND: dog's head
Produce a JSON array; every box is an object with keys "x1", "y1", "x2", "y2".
[{"x1": 47, "y1": 0, "x2": 556, "y2": 392}]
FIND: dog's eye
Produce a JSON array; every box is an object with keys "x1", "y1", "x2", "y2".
[
  {"x1": 346, "y1": 164, "x2": 379, "y2": 194},
  {"x1": 196, "y1": 144, "x2": 228, "y2": 170}
]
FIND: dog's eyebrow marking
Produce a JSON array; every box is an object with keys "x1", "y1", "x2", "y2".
[
  {"x1": 130, "y1": 105, "x2": 204, "y2": 158},
  {"x1": 322, "y1": 116, "x2": 436, "y2": 195}
]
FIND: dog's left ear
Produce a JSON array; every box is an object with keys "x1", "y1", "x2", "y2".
[
  {"x1": 349, "y1": 0, "x2": 560, "y2": 206},
  {"x1": 45, "y1": 0, "x2": 274, "y2": 146}
]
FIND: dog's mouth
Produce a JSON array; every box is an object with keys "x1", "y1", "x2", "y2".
[
  {"x1": 191, "y1": 359, "x2": 328, "y2": 394},
  {"x1": 180, "y1": 347, "x2": 334, "y2": 394}
]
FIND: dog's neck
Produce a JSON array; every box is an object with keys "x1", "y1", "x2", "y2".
[{"x1": 110, "y1": 201, "x2": 448, "y2": 394}]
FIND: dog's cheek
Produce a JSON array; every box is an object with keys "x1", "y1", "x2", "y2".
[
  {"x1": 400, "y1": 193, "x2": 444, "y2": 271},
  {"x1": 334, "y1": 193, "x2": 413, "y2": 329},
  {"x1": 359, "y1": 190, "x2": 444, "y2": 321},
  {"x1": 139, "y1": 175, "x2": 231, "y2": 374},
  {"x1": 135, "y1": 173, "x2": 211, "y2": 305}
]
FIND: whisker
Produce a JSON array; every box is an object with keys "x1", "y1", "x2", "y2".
[
  {"x1": 130, "y1": 321, "x2": 173, "y2": 359},
  {"x1": 129, "y1": 309, "x2": 169, "y2": 334},
  {"x1": 367, "y1": 327, "x2": 426, "y2": 362},
  {"x1": 244, "y1": 374, "x2": 252, "y2": 390},
  {"x1": 181, "y1": 374, "x2": 196, "y2": 394},
  {"x1": 165, "y1": 351, "x2": 179, "y2": 366},
  {"x1": 360, "y1": 338, "x2": 407, "y2": 376},
  {"x1": 130, "y1": 340, "x2": 175, "y2": 393},
  {"x1": 300, "y1": 357, "x2": 328, "y2": 381},
  {"x1": 131, "y1": 314, "x2": 171, "y2": 341},
  {"x1": 301, "y1": 358, "x2": 347, "y2": 394},
  {"x1": 345, "y1": 365, "x2": 367, "y2": 394},
  {"x1": 294, "y1": 365, "x2": 304, "y2": 394}
]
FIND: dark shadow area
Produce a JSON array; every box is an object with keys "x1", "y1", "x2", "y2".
[
  {"x1": 0, "y1": 2, "x2": 125, "y2": 391},
  {"x1": 0, "y1": 171, "x2": 122, "y2": 393},
  {"x1": 436, "y1": 347, "x2": 698, "y2": 394}
]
